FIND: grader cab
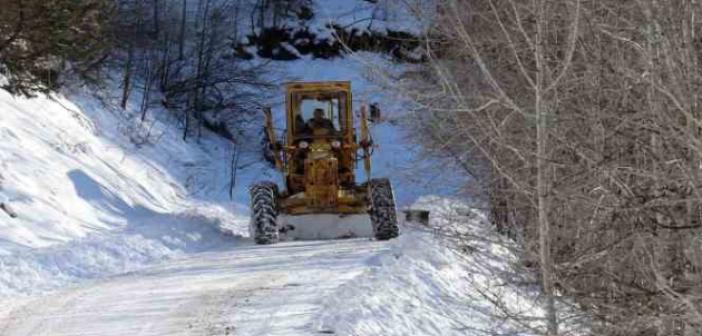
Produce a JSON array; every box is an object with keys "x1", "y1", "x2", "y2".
[{"x1": 249, "y1": 81, "x2": 399, "y2": 244}]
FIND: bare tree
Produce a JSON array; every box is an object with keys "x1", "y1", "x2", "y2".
[
  {"x1": 112, "y1": 0, "x2": 274, "y2": 143},
  {"x1": 179, "y1": 0, "x2": 187, "y2": 60},
  {"x1": 375, "y1": 0, "x2": 702, "y2": 335}
]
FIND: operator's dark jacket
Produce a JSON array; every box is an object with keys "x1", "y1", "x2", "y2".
[
  {"x1": 307, "y1": 119, "x2": 336, "y2": 132},
  {"x1": 298, "y1": 118, "x2": 337, "y2": 136}
]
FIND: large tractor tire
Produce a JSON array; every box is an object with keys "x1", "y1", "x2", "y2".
[
  {"x1": 368, "y1": 178, "x2": 399, "y2": 240},
  {"x1": 250, "y1": 182, "x2": 280, "y2": 245}
]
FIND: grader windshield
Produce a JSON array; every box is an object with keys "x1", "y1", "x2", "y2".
[{"x1": 289, "y1": 90, "x2": 350, "y2": 138}]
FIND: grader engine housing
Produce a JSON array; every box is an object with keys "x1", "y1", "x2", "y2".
[{"x1": 303, "y1": 141, "x2": 339, "y2": 209}]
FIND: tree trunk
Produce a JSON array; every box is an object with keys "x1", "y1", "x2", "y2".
[
  {"x1": 153, "y1": 0, "x2": 160, "y2": 36},
  {"x1": 120, "y1": 44, "x2": 134, "y2": 110},
  {"x1": 179, "y1": 0, "x2": 187, "y2": 60},
  {"x1": 140, "y1": 54, "x2": 153, "y2": 122},
  {"x1": 535, "y1": 1, "x2": 558, "y2": 335},
  {"x1": 159, "y1": 26, "x2": 171, "y2": 90}
]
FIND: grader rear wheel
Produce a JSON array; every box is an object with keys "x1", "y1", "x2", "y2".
[
  {"x1": 368, "y1": 178, "x2": 399, "y2": 240},
  {"x1": 250, "y1": 182, "x2": 280, "y2": 245}
]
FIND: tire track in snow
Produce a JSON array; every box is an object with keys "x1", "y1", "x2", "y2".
[
  {"x1": 0, "y1": 239, "x2": 387, "y2": 336},
  {"x1": 0, "y1": 286, "x2": 91, "y2": 336}
]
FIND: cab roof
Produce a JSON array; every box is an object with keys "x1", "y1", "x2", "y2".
[{"x1": 285, "y1": 81, "x2": 351, "y2": 92}]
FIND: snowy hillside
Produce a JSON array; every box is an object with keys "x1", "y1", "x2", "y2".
[
  {"x1": 0, "y1": 87, "x2": 230, "y2": 250},
  {"x1": 0, "y1": 78, "x2": 264, "y2": 296}
]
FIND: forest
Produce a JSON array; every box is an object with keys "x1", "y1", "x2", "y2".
[{"x1": 396, "y1": 1, "x2": 702, "y2": 335}]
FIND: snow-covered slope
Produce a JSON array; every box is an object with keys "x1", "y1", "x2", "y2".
[
  {"x1": 310, "y1": 0, "x2": 429, "y2": 36},
  {"x1": 0, "y1": 80, "x2": 265, "y2": 296},
  {"x1": 1, "y1": 89, "x2": 215, "y2": 249},
  {"x1": 316, "y1": 197, "x2": 545, "y2": 336}
]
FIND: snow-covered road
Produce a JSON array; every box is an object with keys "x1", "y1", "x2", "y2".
[{"x1": 0, "y1": 238, "x2": 387, "y2": 336}]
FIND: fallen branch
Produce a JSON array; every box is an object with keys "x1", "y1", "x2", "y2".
[{"x1": 0, "y1": 203, "x2": 18, "y2": 218}]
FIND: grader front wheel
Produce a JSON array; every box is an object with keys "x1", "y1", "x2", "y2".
[
  {"x1": 250, "y1": 182, "x2": 280, "y2": 245},
  {"x1": 368, "y1": 178, "x2": 400, "y2": 240}
]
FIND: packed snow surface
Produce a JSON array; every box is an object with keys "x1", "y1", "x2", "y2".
[
  {"x1": 0, "y1": 197, "x2": 543, "y2": 336},
  {"x1": 0, "y1": 238, "x2": 385, "y2": 336}
]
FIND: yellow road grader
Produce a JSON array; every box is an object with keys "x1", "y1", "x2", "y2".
[{"x1": 249, "y1": 81, "x2": 399, "y2": 244}]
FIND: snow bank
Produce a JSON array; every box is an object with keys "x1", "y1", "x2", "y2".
[
  {"x1": 0, "y1": 78, "x2": 262, "y2": 297},
  {"x1": 1, "y1": 89, "x2": 190, "y2": 250},
  {"x1": 0, "y1": 205, "x2": 246, "y2": 297},
  {"x1": 312, "y1": 0, "x2": 429, "y2": 36},
  {"x1": 315, "y1": 197, "x2": 546, "y2": 336}
]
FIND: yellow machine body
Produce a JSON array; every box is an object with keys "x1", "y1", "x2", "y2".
[{"x1": 263, "y1": 81, "x2": 374, "y2": 216}]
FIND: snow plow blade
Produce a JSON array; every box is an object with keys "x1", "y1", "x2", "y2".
[{"x1": 278, "y1": 214, "x2": 374, "y2": 240}]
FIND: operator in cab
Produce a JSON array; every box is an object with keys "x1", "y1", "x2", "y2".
[{"x1": 305, "y1": 108, "x2": 337, "y2": 136}]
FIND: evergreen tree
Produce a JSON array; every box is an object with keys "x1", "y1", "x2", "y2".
[{"x1": 0, "y1": 0, "x2": 112, "y2": 95}]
